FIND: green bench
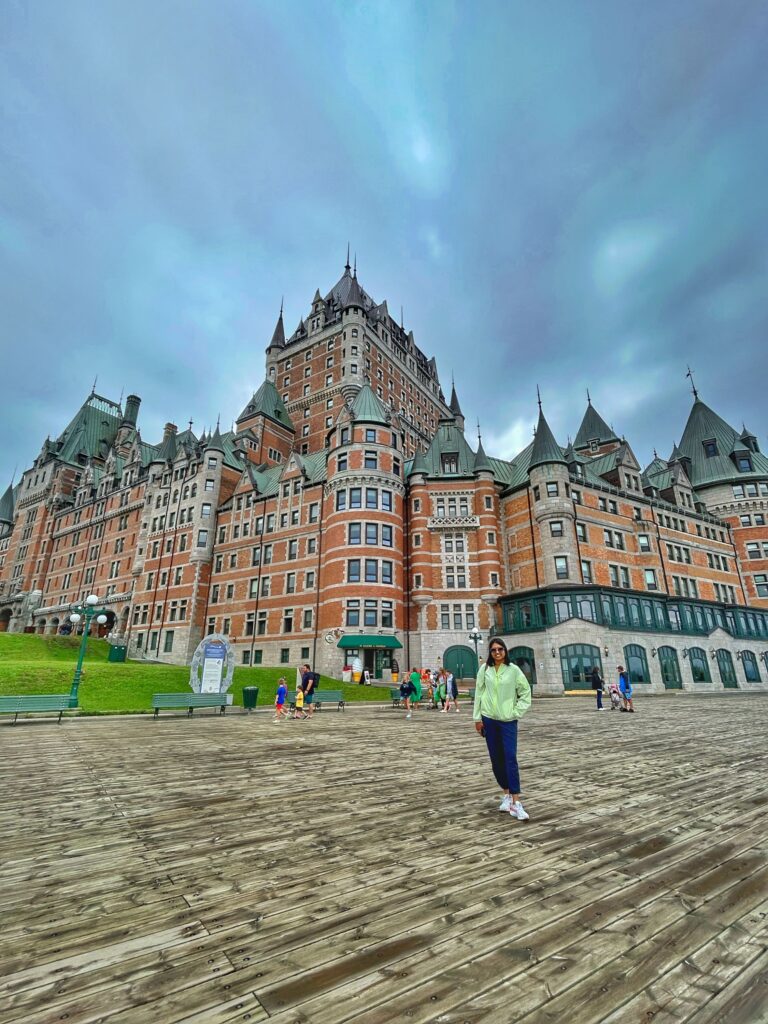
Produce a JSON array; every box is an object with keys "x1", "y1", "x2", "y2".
[
  {"x1": 287, "y1": 690, "x2": 346, "y2": 712},
  {"x1": 152, "y1": 693, "x2": 231, "y2": 718},
  {"x1": 468, "y1": 689, "x2": 476, "y2": 701},
  {"x1": 389, "y1": 687, "x2": 403, "y2": 708},
  {"x1": 0, "y1": 694, "x2": 75, "y2": 725}
]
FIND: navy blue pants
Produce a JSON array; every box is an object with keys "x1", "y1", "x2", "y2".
[
  {"x1": 595, "y1": 688, "x2": 603, "y2": 709},
  {"x1": 482, "y1": 716, "x2": 520, "y2": 794}
]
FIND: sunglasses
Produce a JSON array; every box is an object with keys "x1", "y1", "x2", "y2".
[{"x1": 490, "y1": 647, "x2": 504, "y2": 653}]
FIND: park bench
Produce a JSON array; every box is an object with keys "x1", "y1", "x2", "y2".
[
  {"x1": 389, "y1": 687, "x2": 403, "y2": 708},
  {"x1": 0, "y1": 694, "x2": 75, "y2": 725},
  {"x1": 287, "y1": 690, "x2": 346, "y2": 712},
  {"x1": 152, "y1": 693, "x2": 231, "y2": 718}
]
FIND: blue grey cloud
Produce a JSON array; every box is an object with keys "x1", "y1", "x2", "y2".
[{"x1": 1, "y1": 0, "x2": 767, "y2": 485}]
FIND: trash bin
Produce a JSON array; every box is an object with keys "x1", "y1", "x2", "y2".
[
  {"x1": 107, "y1": 644, "x2": 127, "y2": 663},
  {"x1": 242, "y1": 686, "x2": 259, "y2": 712}
]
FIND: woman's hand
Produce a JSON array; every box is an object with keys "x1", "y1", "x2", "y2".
[{"x1": 475, "y1": 721, "x2": 484, "y2": 734}]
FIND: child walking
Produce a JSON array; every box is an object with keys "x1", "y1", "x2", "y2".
[
  {"x1": 274, "y1": 677, "x2": 288, "y2": 721},
  {"x1": 291, "y1": 685, "x2": 309, "y2": 720}
]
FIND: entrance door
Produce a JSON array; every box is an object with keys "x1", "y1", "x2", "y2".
[
  {"x1": 559, "y1": 644, "x2": 602, "y2": 689},
  {"x1": 364, "y1": 650, "x2": 376, "y2": 679},
  {"x1": 509, "y1": 646, "x2": 537, "y2": 687},
  {"x1": 658, "y1": 646, "x2": 682, "y2": 688},
  {"x1": 442, "y1": 645, "x2": 478, "y2": 681}
]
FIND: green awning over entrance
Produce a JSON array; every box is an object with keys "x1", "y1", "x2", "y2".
[{"x1": 337, "y1": 635, "x2": 403, "y2": 649}]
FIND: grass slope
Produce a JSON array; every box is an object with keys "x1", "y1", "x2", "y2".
[{"x1": 0, "y1": 634, "x2": 391, "y2": 714}]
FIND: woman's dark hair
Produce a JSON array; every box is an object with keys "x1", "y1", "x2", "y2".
[{"x1": 485, "y1": 636, "x2": 510, "y2": 668}]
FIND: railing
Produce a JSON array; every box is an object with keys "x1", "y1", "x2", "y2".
[{"x1": 427, "y1": 515, "x2": 479, "y2": 530}]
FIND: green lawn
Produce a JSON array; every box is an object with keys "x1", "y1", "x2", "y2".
[{"x1": 0, "y1": 634, "x2": 391, "y2": 714}]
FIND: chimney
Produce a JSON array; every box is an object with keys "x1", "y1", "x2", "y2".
[
  {"x1": 122, "y1": 394, "x2": 141, "y2": 427},
  {"x1": 163, "y1": 422, "x2": 178, "y2": 440}
]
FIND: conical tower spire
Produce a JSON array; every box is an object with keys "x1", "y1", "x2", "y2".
[
  {"x1": 267, "y1": 304, "x2": 286, "y2": 350},
  {"x1": 528, "y1": 401, "x2": 566, "y2": 471}
]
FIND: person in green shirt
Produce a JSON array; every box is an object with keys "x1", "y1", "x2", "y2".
[
  {"x1": 405, "y1": 668, "x2": 422, "y2": 719},
  {"x1": 473, "y1": 637, "x2": 532, "y2": 820}
]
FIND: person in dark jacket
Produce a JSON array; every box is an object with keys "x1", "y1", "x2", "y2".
[{"x1": 590, "y1": 666, "x2": 605, "y2": 710}]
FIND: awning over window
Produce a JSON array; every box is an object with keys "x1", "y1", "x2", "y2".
[{"x1": 337, "y1": 634, "x2": 403, "y2": 649}]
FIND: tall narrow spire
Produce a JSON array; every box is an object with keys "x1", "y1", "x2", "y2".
[
  {"x1": 536, "y1": 385, "x2": 542, "y2": 412},
  {"x1": 586, "y1": 387, "x2": 591, "y2": 405},
  {"x1": 345, "y1": 243, "x2": 351, "y2": 274},
  {"x1": 353, "y1": 252, "x2": 357, "y2": 277},
  {"x1": 90, "y1": 375, "x2": 98, "y2": 396},
  {"x1": 686, "y1": 365, "x2": 699, "y2": 400},
  {"x1": 267, "y1": 304, "x2": 286, "y2": 349}
]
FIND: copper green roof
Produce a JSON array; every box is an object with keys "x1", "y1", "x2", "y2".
[
  {"x1": 473, "y1": 437, "x2": 493, "y2": 474},
  {"x1": 0, "y1": 481, "x2": 15, "y2": 523},
  {"x1": 676, "y1": 398, "x2": 768, "y2": 488},
  {"x1": 573, "y1": 401, "x2": 618, "y2": 450},
  {"x1": 409, "y1": 448, "x2": 429, "y2": 476},
  {"x1": 419, "y1": 417, "x2": 478, "y2": 477},
  {"x1": 237, "y1": 380, "x2": 294, "y2": 430},
  {"x1": 55, "y1": 393, "x2": 123, "y2": 466},
  {"x1": 267, "y1": 311, "x2": 286, "y2": 350},
  {"x1": 350, "y1": 384, "x2": 391, "y2": 425},
  {"x1": 528, "y1": 409, "x2": 566, "y2": 471}
]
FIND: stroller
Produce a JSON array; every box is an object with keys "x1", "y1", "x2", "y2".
[{"x1": 608, "y1": 683, "x2": 621, "y2": 711}]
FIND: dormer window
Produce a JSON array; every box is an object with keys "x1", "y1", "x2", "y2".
[
  {"x1": 703, "y1": 439, "x2": 718, "y2": 457},
  {"x1": 441, "y1": 453, "x2": 458, "y2": 474},
  {"x1": 736, "y1": 455, "x2": 752, "y2": 472},
  {"x1": 589, "y1": 439, "x2": 598, "y2": 452}
]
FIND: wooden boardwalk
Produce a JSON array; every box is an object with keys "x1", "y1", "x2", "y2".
[{"x1": 1, "y1": 693, "x2": 767, "y2": 1024}]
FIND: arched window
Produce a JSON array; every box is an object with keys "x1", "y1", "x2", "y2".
[
  {"x1": 688, "y1": 647, "x2": 711, "y2": 683},
  {"x1": 190, "y1": 484, "x2": 197, "y2": 498},
  {"x1": 716, "y1": 649, "x2": 738, "y2": 688},
  {"x1": 741, "y1": 651, "x2": 761, "y2": 683},
  {"x1": 741, "y1": 651, "x2": 765, "y2": 684},
  {"x1": 509, "y1": 646, "x2": 537, "y2": 687},
  {"x1": 559, "y1": 644, "x2": 602, "y2": 690},
  {"x1": 624, "y1": 644, "x2": 650, "y2": 684},
  {"x1": 658, "y1": 646, "x2": 682, "y2": 688}
]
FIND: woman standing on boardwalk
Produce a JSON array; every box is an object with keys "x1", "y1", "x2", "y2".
[
  {"x1": 473, "y1": 637, "x2": 532, "y2": 820},
  {"x1": 590, "y1": 666, "x2": 605, "y2": 711}
]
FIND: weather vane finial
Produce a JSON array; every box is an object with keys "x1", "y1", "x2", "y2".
[
  {"x1": 686, "y1": 365, "x2": 699, "y2": 400},
  {"x1": 90, "y1": 375, "x2": 98, "y2": 396},
  {"x1": 536, "y1": 385, "x2": 542, "y2": 412},
  {"x1": 586, "y1": 387, "x2": 591, "y2": 404},
  {"x1": 345, "y1": 243, "x2": 351, "y2": 272},
  {"x1": 477, "y1": 418, "x2": 482, "y2": 443},
  {"x1": 279, "y1": 295, "x2": 284, "y2": 318}
]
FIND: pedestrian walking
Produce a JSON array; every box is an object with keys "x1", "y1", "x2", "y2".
[
  {"x1": 473, "y1": 637, "x2": 532, "y2": 821},
  {"x1": 274, "y1": 677, "x2": 288, "y2": 721},
  {"x1": 445, "y1": 670, "x2": 459, "y2": 712},
  {"x1": 404, "y1": 668, "x2": 421, "y2": 719},
  {"x1": 301, "y1": 664, "x2": 319, "y2": 717},
  {"x1": 618, "y1": 665, "x2": 634, "y2": 712},
  {"x1": 591, "y1": 666, "x2": 605, "y2": 710},
  {"x1": 291, "y1": 686, "x2": 309, "y2": 720}
]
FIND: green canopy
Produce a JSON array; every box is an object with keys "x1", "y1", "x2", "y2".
[{"x1": 337, "y1": 635, "x2": 402, "y2": 649}]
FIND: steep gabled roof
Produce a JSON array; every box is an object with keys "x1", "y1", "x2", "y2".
[
  {"x1": 0, "y1": 481, "x2": 15, "y2": 530},
  {"x1": 350, "y1": 384, "x2": 391, "y2": 426},
  {"x1": 420, "y1": 417, "x2": 478, "y2": 477},
  {"x1": 573, "y1": 400, "x2": 619, "y2": 450},
  {"x1": 237, "y1": 380, "x2": 295, "y2": 430},
  {"x1": 528, "y1": 409, "x2": 566, "y2": 471},
  {"x1": 677, "y1": 397, "x2": 768, "y2": 488},
  {"x1": 55, "y1": 393, "x2": 123, "y2": 466}
]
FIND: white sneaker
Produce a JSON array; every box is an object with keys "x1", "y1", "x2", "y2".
[
  {"x1": 405, "y1": 712, "x2": 411, "y2": 719},
  {"x1": 509, "y1": 800, "x2": 530, "y2": 821},
  {"x1": 499, "y1": 794, "x2": 511, "y2": 812},
  {"x1": 439, "y1": 709, "x2": 447, "y2": 713}
]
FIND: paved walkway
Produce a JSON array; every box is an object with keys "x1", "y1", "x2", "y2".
[{"x1": 1, "y1": 693, "x2": 767, "y2": 1024}]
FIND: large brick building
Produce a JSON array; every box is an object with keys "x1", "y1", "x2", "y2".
[{"x1": 2, "y1": 260, "x2": 768, "y2": 694}]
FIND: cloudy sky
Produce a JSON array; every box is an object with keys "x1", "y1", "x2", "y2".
[{"x1": 2, "y1": 0, "x2": 767, "y2": 486}]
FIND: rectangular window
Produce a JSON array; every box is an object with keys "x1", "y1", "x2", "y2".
[
  {"x1": 288, "y1": 539, "x2": 298, "y2": 560},
  {"x1": 550, "y1": 521, "x2": 563, "y2": 537},
  {"x1": 286, "y1": 572, "x2": 296, "y2": 594},
  {"x1": 349, "y1": 488, "x2": 362, "y2": 509},
  {"x1": 365, "y1": 488, "x2": 378, "y2": 509},
  {"x1": 197, "y1": 529, "x2": 208, "y2": 547},
  {"x1": 348, "y1": 522, "x2": 361, "y2": 545},
  {"x1": 554, "y1": 556, "x2": 568, "y2": 579},
  {"x1": 576, "y1": 523, "x2": 587, "y2": 541},
  {"x1": 346, "y1": 600, "x2": 360, "y2": 626},
  {"x1": 581, "y1": 560, "x2": 593, "y2": 584},
  {"x1": 365, "y1": 523, "x2": 378, "y2": 545},
  {"x1": 347, "y1": 559, "x2": 361, "y2": 582},
  {"x1": 364, "y1": 600, "x2": 377, "y2": 627},
  {"x1": 280, "y1": 648, "x2": 290, "y2": 664},
  {"x1": 382, "y1": 524, "x2": 393, "y2": 547},
  {"x1": 365, "y1": 559, "x2": 378, "y2": 582},
  {"x1": 546, "y1": 482, "x2": 558, "y2": 497},
  {"x1": 303, "y1": 609, "x2": 313, "y2": 629},
  {"x1": 163, "y1": 631, "x2": 174, "y2": 653},
  {"x1": 620, "y1": 567, "x2": 630, "y2": 588},
  {"x1": 644, "y1": 569, "x2": 658, "y2": 590},
  {"x1": 336, "y1": 491, "x2": 347, "y2": 511},
  {"x1": 382, "y1": 490, "x2": 392, "y2": 511},
  {"x1": 638, "y1": 534, "x2": 651, "y2": 553},
  {"x1": 364, "y1": 451, "x2": 377, "y2": 469},
  {"x1": 382, "y1": 560, "x2": 393, "y2": 585}
]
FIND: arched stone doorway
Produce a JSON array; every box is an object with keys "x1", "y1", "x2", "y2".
[
  {"x1": 442, "y1": 645, "x2": 478, "y2": 681},
  {"x1": 50, "y1": 617, "x2": 60, "y2": 635},
  {"x1": 119, "y1": 606, "x2": 130, "y2": 636},
  {"x1": 96, "y1": 610, "x2": 116, "y2": 637},
  {"x1": 0, "y1": 608, "x2": 11, "y2": 633},
  {"x1": 509, "y1": 646, "x2": 537, "y2": 687},
  {"x1": 36, "y1": 618, "x2": 47, "y2": 635}
]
